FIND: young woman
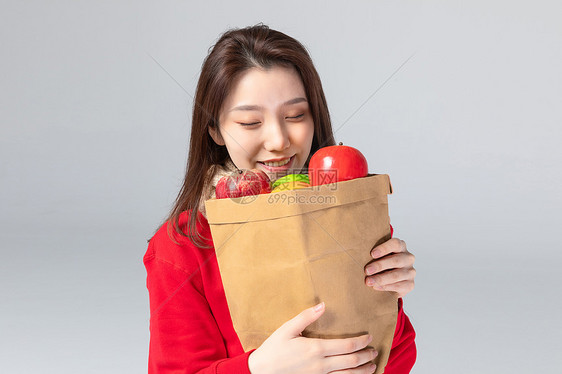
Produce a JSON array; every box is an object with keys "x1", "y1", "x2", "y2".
[{"x1": 144, "y1": 24, "x2": 417, "y2": 373}]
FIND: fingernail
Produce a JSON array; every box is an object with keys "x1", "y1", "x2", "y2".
[
  {"x1": 369, "y1": 363, "x2": 377, "y2": 371},
  {"x1": 314, "y1": 302, "x2": 325, "y2": 312},
  {"x1": 367, "y1": 334, "x2": 373, "y2": 343},
  {"x1": 371, "y1": 249, "x2": 381, "y2": 258}
]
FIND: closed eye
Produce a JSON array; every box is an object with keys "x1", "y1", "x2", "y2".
[
  {"x1": 287, "y1": 114, "x2": 304, "y2": 120},
  {"x1": 239, "y1": 113, "x2": 304, "y2": 126}
]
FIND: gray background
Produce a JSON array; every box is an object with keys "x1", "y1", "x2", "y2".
[{"x1": 1, "y1": 1, "x2": 561, "y2": 373}]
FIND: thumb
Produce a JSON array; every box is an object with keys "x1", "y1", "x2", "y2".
[{"x1": 278, "y1": 302, "x2": 325, "y2": 339}]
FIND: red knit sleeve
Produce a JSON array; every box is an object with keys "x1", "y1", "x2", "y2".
[
  {"x1": 385, "y1": 223, "x2": 417, "y2": 373},
  {"x1": 143, "y1": 241, "x2": 255, "y2": 374},
  {"x1": 384, "y1": 298, "x2": 417, "y2": 373}
]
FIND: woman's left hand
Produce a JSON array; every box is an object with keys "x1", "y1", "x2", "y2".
[{"x1": 364, "y1": 238, "x2": 416, "y2": 299}]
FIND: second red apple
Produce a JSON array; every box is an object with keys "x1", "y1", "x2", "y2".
[{"x1": 215, "y1": 169, "x2": 272, "y2": 199}]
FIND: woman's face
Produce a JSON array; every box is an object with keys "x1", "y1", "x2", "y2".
[{"x1": 210, "y1": 65, "x2": 315, "y2": 182}]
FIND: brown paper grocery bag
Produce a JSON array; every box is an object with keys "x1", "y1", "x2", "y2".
[{"x1": 205, "y1": 174, "x2": 397, "y2": 373}]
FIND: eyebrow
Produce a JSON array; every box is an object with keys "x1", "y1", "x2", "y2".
[{"x1": 228, "y1": 97, "x2": 308, "y2": 112}]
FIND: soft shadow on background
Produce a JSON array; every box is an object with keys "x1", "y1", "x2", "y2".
[{"x1": 1, "y1": 1, "x2": 561, "y2": 373}]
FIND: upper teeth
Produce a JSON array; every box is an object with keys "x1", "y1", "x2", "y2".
[{"x1": 263, "y1": 158, "x2": 291, "y2": 167}]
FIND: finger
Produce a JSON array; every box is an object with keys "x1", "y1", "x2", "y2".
[
  {"x1": 330, "y1": 362, "x2": 377, "y2": 374},
  {"x1": 375, "y1": 279, "x2": 415, "y2": 298},
  {"x1": 325, "y1": 348, "x2": 378, "y2": 373},
  {"x1": 366, "y1": 267, "x2": 416, "y2": 288},
  {"x1": 365, "y1": 252, "x2": 415, "y2": 276},
  {"x1": 277, "y1": 302, "x2": 325, "y2": 339},
  {"x1": 314, "y1": 333, "x2": 372, "y2": 357},
  {"x1": 370, "y1": 238, "x2": 407, "y2": 259}
]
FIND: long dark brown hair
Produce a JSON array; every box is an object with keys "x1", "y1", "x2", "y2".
[{"x1": 151, "y1": 23, "x2": 336, "y2": 248}]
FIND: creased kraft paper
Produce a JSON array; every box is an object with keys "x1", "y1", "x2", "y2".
[{"x1": 205, "y1": 174, "x2": 396, "y2": 373}]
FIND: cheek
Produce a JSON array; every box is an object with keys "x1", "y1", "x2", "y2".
[
  {"x1": 224, "y1": 130, "x2": 262, "y2": 160},
  {"x1": 292, "y1": 121, "x2": 315, "y2": 148}
]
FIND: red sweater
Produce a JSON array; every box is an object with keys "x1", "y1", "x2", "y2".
[{"x1": 143, "y1": 210, "x2": 416, "y2": 373}]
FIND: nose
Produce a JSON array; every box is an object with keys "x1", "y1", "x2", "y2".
[{"x1": 263, "y1": 118, "x2": 290, "y2": 151}]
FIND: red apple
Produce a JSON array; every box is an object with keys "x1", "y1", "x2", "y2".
[
  {"x1": 308, "y1": 142, "x2": 368, "y2": 186},
  {"x1": 215, "y1": 169, "x2": 272, "y2": 199}
]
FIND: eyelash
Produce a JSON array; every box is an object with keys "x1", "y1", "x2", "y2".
[{"x1": 240, "y1": 114, "x2": 304, "y2": 126}]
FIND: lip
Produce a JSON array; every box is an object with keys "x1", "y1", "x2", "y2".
[
  {"x1": 258, "y1": 154, "x2": 296, "y2": 172},
  {"x1": 260, "y1": 155, "x2": 294, "y2": 163}
]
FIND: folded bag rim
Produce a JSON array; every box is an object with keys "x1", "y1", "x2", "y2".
[{"x1": 205, "y1": 173, "x2": 393, "y2": 225}]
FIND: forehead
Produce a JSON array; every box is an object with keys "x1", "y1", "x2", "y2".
[{"x1": 223, "y1": 65, "x2": 307, "y2": 111}]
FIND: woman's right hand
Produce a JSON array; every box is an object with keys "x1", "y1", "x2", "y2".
[{"x1": 247, "y1": 302, "x2": 378, "y2": 374}]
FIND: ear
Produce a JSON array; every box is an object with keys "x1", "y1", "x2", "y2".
[{"x1": 208, "y1": 126, "x2": 225, "y2": 146}]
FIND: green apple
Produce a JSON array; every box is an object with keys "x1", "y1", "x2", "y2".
[{"x1": 271, "y1": 174, "x2": 310, "y2": 190}]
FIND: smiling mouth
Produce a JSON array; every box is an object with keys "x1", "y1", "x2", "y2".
[{"x1": 258, "y1": 155, "x2": 295, "y2": 167}]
